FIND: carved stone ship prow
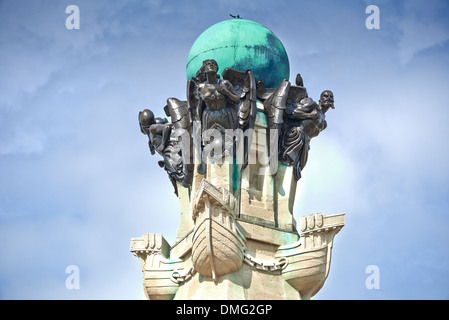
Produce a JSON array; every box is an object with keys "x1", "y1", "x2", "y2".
[
  {"x1": 130, "y1": 233, "x2": 183, "y2": 300},
  {"x1": 275, "y1": 212, "x2": 345, "y2": 300},
  {"x1": 191, "y1": 179, "x2": 246, "y2": 282}
]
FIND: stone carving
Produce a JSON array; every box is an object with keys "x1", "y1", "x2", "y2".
[
  {"x1": 191, "y1": 179, "x2": 245, "y2": 282},
  {"x1": 276, "y1": 213, "x2": 344, "y2": 300},
  {"x1": 132, "y1": 18, "x2": 344, "y2": 300},
  {"x1": 130, "y1": 233, "x2": 183, "y2": 300}
]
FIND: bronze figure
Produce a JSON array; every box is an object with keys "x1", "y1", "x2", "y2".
[
  {"x1": 256, "y1": 74, "x2": 333, "y2": 180},
  {"x1": 196, "y1": 59, "x2": 240, "y2": 131},
  {"x1": 138, "y1": 59, "x2": 335, "y2": 196},
  {"x1": 221, "y1": 67, "x2": 257, "y2": 168},
  {"x1": 279, "y1": 89, "x2": 334, "y2": 180},
  {"x1": 187, "y1": 59, "x2": 256, "y2": 170},
  {"x1": 138, "y1": 104, "x2": 192, "y2": 196},
  {"x1": 164, "y1": 98, "x2": 194, "y2": 188}
]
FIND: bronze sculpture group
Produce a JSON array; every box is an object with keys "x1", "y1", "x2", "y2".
[{"x1": 138, "y1": 59, "x2": 334, "y2": 194}]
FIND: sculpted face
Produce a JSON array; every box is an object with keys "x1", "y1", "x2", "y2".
[
  {"x1": 204, "y1": 59, "x2": 218, "y2": 74},
  {"x1": 319, "y1": 90, "x2": 334, "y2": 111}
]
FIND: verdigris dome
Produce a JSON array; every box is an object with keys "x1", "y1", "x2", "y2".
[{"x1": 186, "y1": 18, "x2": 289, "y2": 88}]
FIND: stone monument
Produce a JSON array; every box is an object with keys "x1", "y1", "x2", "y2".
[{"x1": 130, "y1": 18, "x2": 345, "y2": 300}]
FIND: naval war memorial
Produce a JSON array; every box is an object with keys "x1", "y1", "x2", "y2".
[{"x1": 130, "y1": 17, "x2": 345, "y2": 300}]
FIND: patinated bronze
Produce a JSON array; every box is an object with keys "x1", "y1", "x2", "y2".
[
  {"x1": 279, "y1": 86, "x2": 334, "y2": 180},
  {"x1": 187, "y1": 59, "x2": 256, "y2": 169},
  {"x1": 138, "y1": 102, "x2": 193, "y2": 195},
  {"x1": 138, "y1": 60, "x2": 334, "y2": 193}
]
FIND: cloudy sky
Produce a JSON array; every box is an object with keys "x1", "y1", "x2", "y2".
[{"x1": 0, "y1": 0, "x2": 448, "y2": 300}]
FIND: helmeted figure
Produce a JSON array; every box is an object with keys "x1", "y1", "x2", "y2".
[{"x1": 138, "y1": 97, "x2": 194, "y2": 195}]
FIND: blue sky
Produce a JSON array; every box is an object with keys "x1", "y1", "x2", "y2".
[{"x1": 0, "y1": 0, "x2": 448, "y2": 299}]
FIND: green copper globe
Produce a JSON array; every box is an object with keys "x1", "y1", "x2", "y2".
[{"x1": 186, "y1": 18, "x2": 290, "y2": 89}]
